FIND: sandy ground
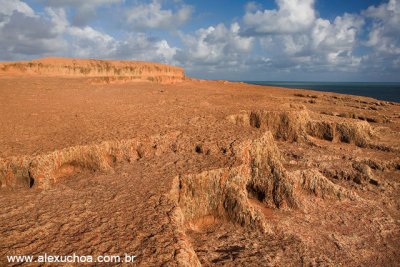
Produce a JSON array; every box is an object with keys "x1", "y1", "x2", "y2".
[{"x1": 0, "y1": 68, "x2": 399, "y2": 266}]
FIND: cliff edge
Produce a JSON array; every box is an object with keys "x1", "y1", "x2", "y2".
[{"x1": 0, "y1": 57, "x2": 185, "y2": 84}]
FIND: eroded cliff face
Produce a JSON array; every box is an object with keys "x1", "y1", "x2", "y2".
[{"x1": 0, "y1": 57, "x2": 185, "y2": 84}]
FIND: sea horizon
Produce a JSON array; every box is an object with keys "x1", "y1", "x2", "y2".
[{"x1": 243, "y1": 81, "x2": 400, "y2": 103}]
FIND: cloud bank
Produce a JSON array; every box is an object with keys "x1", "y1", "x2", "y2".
[{"x1": 0, "y1": 0, "x2": 399, "y2": 81}]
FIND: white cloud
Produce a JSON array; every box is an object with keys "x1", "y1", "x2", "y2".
[
  {"x1": 0, "y1": 0, "x2": 36, "y2": 29},
  {"x1": 113, "y1": 34, "x2": 177, "y2": 63},
  {"x1": 245, "y1": 1, "x2": 365, "y2": 74},
  {"x1": 245, "y1": 1, "x2": 262, "y2": 13},
  {"x1": 0, "y1": 1, "x2": 67, "y2": 60},
  {"x1": 363, "y1": 0, "x2": 400, "y2": 55},
  {"x1": 352, "y1": 0, "x2": 400, "y2": 78},
  {"x1": 0, "y1": 0, "x2": 399, "y2": 81},
  {"x1": 155, "y1": 40, "x2": 177, "y2": 62},
  {"x1": 0, "y1": 0, "x2": 35, "y2": 17},
  {"x1": 44, "y1": 7, "x2": 116, "y2": 58},
  {"x1": 177, "y1": 22, "x2": 253, "y2": 70},
  {"x1": 43, "y1": 0, "x2": 121, "y2": 6},
  {"x1": 126, "y1": 0, "x2": 192, "y2": 30},
  {"x1": 243, "y1": 0, "x2": 316, "y2": 34},
  {"x1": 67, "y1": 26, "x2": 116, "y2": 58},
  {"x1": 40, "y1": 0, "x2": 122, "y2": 26},
  {"x1": 312, "y1": 14, "x2": 364, "y2": 53},
  {"x1": 46, "y1": 6, "x2": 178, "y2": 62},
  {"x1": 0, "y1": 1, "x2": 178, "y2": 63}
]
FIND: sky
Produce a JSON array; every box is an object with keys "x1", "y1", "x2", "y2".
[{"x1": 0, "y1": 0, "x2": 399, "y2": 82}]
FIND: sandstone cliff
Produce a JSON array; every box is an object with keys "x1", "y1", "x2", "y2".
[{"x1": 0, "y1": 57, "x2": 185, "y2": 84}]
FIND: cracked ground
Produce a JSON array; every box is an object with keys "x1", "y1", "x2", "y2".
[{"x1": 1, "y1": 75, "x2": 400, "y2": 266}]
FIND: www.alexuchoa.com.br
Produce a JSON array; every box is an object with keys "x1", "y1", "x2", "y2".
[{"x1": 7, "y1": 253, "x2": 137, "y2": 264}]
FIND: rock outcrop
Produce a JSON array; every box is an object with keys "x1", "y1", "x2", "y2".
[
  {"x1": 227, "y1": 109, "x2": 377, "y2": 148},
  {"x1": 0, "y1": 57, "x2": 185, "y2": 84},
  {"x1": 0, "y1": 131, "x2": 183, "y2": 189}
]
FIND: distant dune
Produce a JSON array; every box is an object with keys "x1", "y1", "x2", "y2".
[{"x1": 0, "y1": 57, "x2": 185, "y2": 84}]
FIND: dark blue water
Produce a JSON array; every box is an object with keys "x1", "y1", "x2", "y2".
[{"x1": 245, "y1": 81, "x2": 400, "y2": 103}]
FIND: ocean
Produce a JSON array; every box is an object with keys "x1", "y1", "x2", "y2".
[{"x1": 245, "y1": 81, "x2": 400, "y2": 103}]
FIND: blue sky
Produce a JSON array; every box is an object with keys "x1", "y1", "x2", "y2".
[{"x1": 0, "y1": 0, "x2": 399, "y2": 81}]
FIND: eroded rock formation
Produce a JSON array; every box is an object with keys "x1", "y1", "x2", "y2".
[{"x1": 0, "y1": 57, "x2": 185, "y2": 84}]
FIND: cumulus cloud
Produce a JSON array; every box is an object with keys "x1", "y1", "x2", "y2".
[
  {"x1": 39, "y1": 0, "x2": 122, "y2": 26},
  {"x1": 112, "y1": 34, "x2": 177, "y2": 63},
  {"x1": 42, "y1": 0, "x2": 121, "y2": 7},
  {"x1": 0, "y1": 1, "x2": 115, "y2": 60},
  {"x1": 243, "y1": 0, "x2": 316, "y2": 34},
  {"x1": 176, "y1": 22, "x2": 253, "y2": 75},
  {"x1": 242, "y1": 0, "x2": 365, "y2": 75},
  {"x1": 126, "y1": 0, "x2": 193, "y2": 30},
  {"x1": 44, "y1": 7, "x2": 117, "y2": 58},
  {"x1": 0, "y1": 1, "x2": 178, "y2": 63},
  {"x1": 46, "y1": 6, "x2": 178, "y2": 62},
  {"x1": 0, "y1": 0, "x2": 34, "y2": 18},
  {"x1": 0, "y1": 0, "x2": 399, "y2": 81},
  {"x1": 0, "y1": 0, "x2": 66, "y2": 60},
  {"x1": 363, "y1": 0, "x2": 400, "y2": 55},
  {"x1": 175, "y1": 0, "x2": 398, "y2": 79},
  {"x1": 355, "y1": 0, "x2": 400, "y2": 77},
  {"x1": 312, "y1": 14, "x2": 364, "y2": 52}
]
